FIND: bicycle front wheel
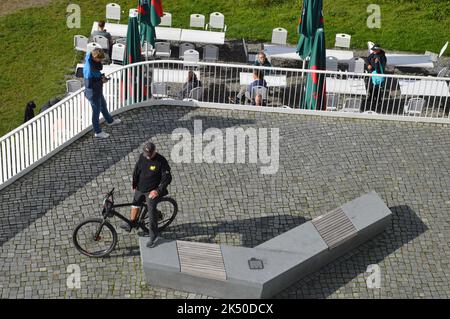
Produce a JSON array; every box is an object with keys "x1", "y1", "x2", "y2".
[{"x1": 72, "y1": 218, "x2": 117, "y2": 258}]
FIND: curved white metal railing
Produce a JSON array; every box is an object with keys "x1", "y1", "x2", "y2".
[{"x1": 0, "y1": 60, "x2": 449, "y2": 190}]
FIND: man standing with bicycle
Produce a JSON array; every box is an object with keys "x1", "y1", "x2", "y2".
[{"x1": 120, "y1": 142, "x2": 172, "y2": 248}]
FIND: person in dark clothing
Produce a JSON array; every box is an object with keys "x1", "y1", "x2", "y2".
[
  {"x1": 232, "y1": 69, "x2": 268, "y2": 104},
  {"x1": 40, "y1": 97, "x2": 62, "y2": 113},
  {"x1": 366, "y1": 44, "x2": 387, "y2": 111},
  {"x1": 177, "y1": 71, "x2": 202, "y2": 99},
  {"x1": 120, "y1": 142, "x2": 172, "y2": 248},
  {"x1": 253, "y1": 51, "x2": 272, "y2": 67},
  {"x1": 24, "y1": 101, "x2": 36, "y2": 123}
]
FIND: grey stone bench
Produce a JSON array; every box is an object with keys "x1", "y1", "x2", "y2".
[{"x1": 139, "y1": 191, "x2": 392, "y2": 298}]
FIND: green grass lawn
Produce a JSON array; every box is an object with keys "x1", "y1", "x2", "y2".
[{"x1": 0, "y1": 0, "x2": 449, "y2": 136}]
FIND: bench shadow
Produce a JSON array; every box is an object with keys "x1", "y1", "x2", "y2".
[
  {"x1": 0, "y1": 106, "x2": 255, "y2": 248},
  {"x1": 112, "y1": 205, "x2": 428, "y2": 299},
  {"x1": 274, "y1": 205, "x2": 428, "y2": 298}
]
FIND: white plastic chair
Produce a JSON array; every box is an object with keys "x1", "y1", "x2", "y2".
[
  {"x1": 141, "y1": 42, "x2": 155, "y2": 59},
  {"x1": 342, "y1": 98, "x2": 362, "y2": 113},
  {"x1": 93, "y1": 35, "x2": 110, "y2": 51},
  {"x1": 335, "y1": 33, "x2": 351, "y2": 49},
  {"x1": 66, "y1": 80, "x2": 82, "y2": 94},
  {"x1": 404, "y1": 98, "x2": 425, "y2": 116},
  {"x1": 160, "y1": 12, "x2": 172, "y2": 27},
  {"x1": 203, "y1": 45, "x2": 219, "y2": 62},
  {"x1": 367, "y1": 41, "x2": 375, "y2": 55},
  {"x1": 106, "y1": 3, "x2": 121, "y2": 23},
  {"x1": 271, "y1": 28, "x2": 288, "y2": 45},
  {"x1": 183, "y1": 49, "x2": 200, "y2": 63},
  {"x1": 151, "y1": 82, "x2": 169, "y2": 98},
  {"x1": 248, "y1": 86, "x2": 268, "y2": 100},
  {"x1": 190, "y1": 14, "x2": 205, "y2": 29},
  {"x1": 74, "y1": 35, "x2": 88, "y2": 52},
  {"x1": 348, "y1": 57, "x2": 365, "y2": 73},
  {"x1": 86, "y1": 42, "x2": 102, "y2": 54},
  {"x1": 326, "y1": 93, "x2": 340, "y2": 111},
  {"x1": 187, "y1": 87, "x2": 204, "y2": 101},
  {"x1": 326, "y1": 56, "x2": 339, "y2": 71},
  {"x1": 437, "y1": 67, "x2": 448, "y2": 78},
  {"x1": 179, "y1": 43, "x2": 195, "y2": 59},
  {"x1": 206, "y1": 12, "x2": 227, "y2": 32},
  {"x1": 111, "y1": 43, "x2": 126, "y2": 63},
  {"x1": 154, "y1": 42, "x2": 171, "y2": 58}
]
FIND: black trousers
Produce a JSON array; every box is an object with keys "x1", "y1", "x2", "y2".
[{"x1": 132, "y1": 190, "x2": 159, "y2": 239}]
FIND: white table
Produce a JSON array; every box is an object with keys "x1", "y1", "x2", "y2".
[
  {"x1": 263, "y1": 44, "x2": 354, "y2": 62},
  {"x1": 386, "y1": 54, "x2": 434, "y2": 69},
  {"x1": 155, "y1": 27, "x2": 182, "y2": 41},
  {"x1": 92, "y1": 22, "x2": 184, "y2": 42},
  {"x1": 180, "y1": 29, "x2": 225, "y2": 45},
  {"x1": 326, "y1": 78, "x2": 367, "y2": 96},
  {"x1": 239, "y1": 72, "x2": 287, "y2": 87},
  {"x1": 153, "y1": 69, "x2": 201, "y2": 83},
  {"x1": 92, "y1": 22, "x2": 128, "y2": 37},
  {"x1": 398, "y1": 79, "x2": 450, "y2": 97}
]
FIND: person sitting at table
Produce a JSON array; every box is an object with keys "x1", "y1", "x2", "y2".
[
  {"x1": 92, "y1": 20, "x2": 113, "y2": 52},
  {"x1": 232, "y1": 69, "x2": 267, "y2": 105},
  {"x1": 177, "y1": 71, "x2": 202, "y2": 99},
  {"x1": 253, "y1": 51, "x2": 272, "y2": 67}
]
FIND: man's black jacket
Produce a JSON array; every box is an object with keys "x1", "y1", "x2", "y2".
[{"x1": 132, "y1": 153, "x2": 172, "y2": 195}]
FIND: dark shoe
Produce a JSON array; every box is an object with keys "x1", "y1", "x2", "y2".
[
  {"x1": 120, "y1": 222, "x2": 132, "y2": 232},
  {"x1": 146, "y1": 236, "x2": 161, "y2": 248}
]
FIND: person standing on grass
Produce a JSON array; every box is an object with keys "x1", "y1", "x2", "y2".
[{"x1": 83, "y1": 48, "x2": 121, "y2": 138}]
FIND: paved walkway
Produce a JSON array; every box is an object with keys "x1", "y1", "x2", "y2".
[{"x1": 0, "y1": 105, "x2": 449, "y2": 298}]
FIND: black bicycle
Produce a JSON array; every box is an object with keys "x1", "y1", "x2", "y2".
[{"x1": 73, "y1": 188, "x2": 178, "y2": 257}]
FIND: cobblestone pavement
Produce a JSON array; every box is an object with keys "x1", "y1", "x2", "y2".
[{"x1": 0, "y1": 105, "x2": 449, "y2": 299}]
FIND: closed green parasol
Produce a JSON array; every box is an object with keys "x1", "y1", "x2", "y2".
[
  {"x1": 302, "y1": 28, "x2": 327, "y2": 110},
  {"x1": 138, "y1": 0, "x2": 163, "y2": 48},
  {"x1": 296, "y1": 0, "x2": 324, "y2": 60}
]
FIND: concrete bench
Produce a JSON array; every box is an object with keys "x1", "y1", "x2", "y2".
[{"x1": 139, "y1": 191, "x2": 392, "y2": 298}]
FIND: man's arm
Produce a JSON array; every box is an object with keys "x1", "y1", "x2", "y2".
[{"x1": 157, "y1": 160, "x2": 172, "y2": 195}]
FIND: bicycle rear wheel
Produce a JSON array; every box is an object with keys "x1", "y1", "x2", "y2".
[
  {"x1": 72, "y1": 218, "x2": 117, "y2": 257},
  {"x1": 141, "y1": 197, "x2": 178, "y2": 232}
]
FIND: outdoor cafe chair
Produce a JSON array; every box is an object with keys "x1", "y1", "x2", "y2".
[
  {"x1": 342, "y1": 98, "x2": 362, "y2": 113},
  {"x1": 160, "y1": 12, "x2": 172, "y2": 27},
  {"x1": 154, "y1": 42, "x2": 171, "y2": 59},
  {"x1": 179, "y1": 43, "x2": 195, "y2": 59},
  {"x1": 106, "y1": 3, "x2": 121, "y2": 23},
  {"x1": 141, "y1": 42, "x2": 155, "y2": 60},
  {"x1": 271, "y1": 28, "x2": 288, "y2": 46},
  {"x1": 111, "y1": 43, "x2": 125, "y2": 64},
  {"x1": 203, "y1": 45, "x2": 219, "y2": 62},
  {"x1": 151, "y1": 82, "x2": 169, "y2": 99},
  {"x1": 93, "y1": 35, "x2": 110, "y2": 51},
  {"x1": 190, "y1": 14, "x2": 206, "y2": 29},
  {"x1": 183, "y1": 49, "x2": 200, "y2": 63},
  {"x1": 74, "y1": 35, "x2": 88, "y2": 53},
  {"x1": 86, "y1": 42, "x2": 102, "y2": 54},
  {"x1": 404, "y1": 97, "x2": 425, "y2": 116},
  {"x1": 206, "y1": 12, "x2": 227, "y2": 32},
  {"x1": 184, "y1": 87, "x2": 204, "y2": 101},
  {"x1": 326, "y1": 93, "x2": 340, "y2": 111},
  {"x1": 326, "y1": 56, "x2": 339, "y2": 71},
  {"x1": 335, "y1": 33, "x2": 351, "y2": 49},
  {"x1": 66, "y1": 80, "x2": 82, "y2": 95}
]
